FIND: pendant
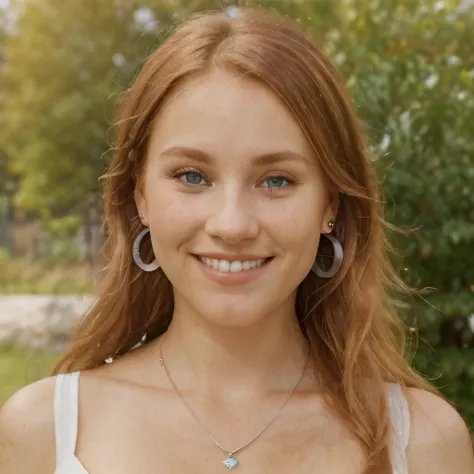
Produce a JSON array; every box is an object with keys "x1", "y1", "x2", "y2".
[{"x1": 223, "y1": 454, "x2": 238, "y2": 470}]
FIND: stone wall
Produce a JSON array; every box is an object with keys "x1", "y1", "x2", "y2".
[{"x1": 0, "y1": 295, "x2": 95, "y2": 349}]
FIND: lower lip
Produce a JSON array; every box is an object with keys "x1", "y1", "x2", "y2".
[{"x1": 194, "y1": 256, "x2": 272, "y2": 286}]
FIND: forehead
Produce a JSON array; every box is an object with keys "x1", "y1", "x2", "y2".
[{"x1": 147, "y1": 69, "x2": 312, "y2": 160}]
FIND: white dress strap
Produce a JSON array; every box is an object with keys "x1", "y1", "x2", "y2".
[
  {"x1": 54, "y1": 372, "x2": 81, "y2": 468},
  {"x1": 387, "y1": 384, "x2": 410, "y2": 474}
]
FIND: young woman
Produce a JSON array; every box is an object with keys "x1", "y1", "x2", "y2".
[{"x1": 1, "y1": 7, "x2": 473, "y2": 474}]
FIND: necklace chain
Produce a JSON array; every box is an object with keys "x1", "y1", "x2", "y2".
[{"x1": 158, "y1": 333, "x2": 310, "y2": 460}]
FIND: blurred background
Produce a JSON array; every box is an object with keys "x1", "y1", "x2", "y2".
[{"x1": 0, "y1": 0, "x2": 473, "y2": 433}]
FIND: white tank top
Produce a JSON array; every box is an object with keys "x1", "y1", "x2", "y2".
[{"x1": 53, "y1": 372, "x2": 410, "y2": 474}]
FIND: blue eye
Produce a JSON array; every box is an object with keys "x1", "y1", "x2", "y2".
[
  {"x1": 180, "y1": 171, "x2": 207, "y2": 186},
  {"x1": 264, "y1": 177, "x2": 289, "y2": 188}
]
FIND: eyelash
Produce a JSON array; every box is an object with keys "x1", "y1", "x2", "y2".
[{"x1": 169, "y1": 167, "x2": 296, "y2": 194}]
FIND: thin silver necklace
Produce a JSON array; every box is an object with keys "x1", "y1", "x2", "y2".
[{"x1": 158, "y1": 333, "x2": 310, "y2": 470}]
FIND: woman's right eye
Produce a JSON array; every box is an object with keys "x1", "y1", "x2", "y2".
[{"x1": 177, "y1": 171, "x2": 208, "y2": 186}]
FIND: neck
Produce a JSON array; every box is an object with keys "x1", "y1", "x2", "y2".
[{"x1": 156, "y1": 299, "x2": 310, "y2": 399}]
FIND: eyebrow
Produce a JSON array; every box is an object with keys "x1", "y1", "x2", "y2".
[{"x1": 159, "y1": 145, "x2": 312, "y2": 167}]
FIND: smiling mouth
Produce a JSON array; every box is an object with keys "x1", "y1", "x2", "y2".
[{"x1": 194, "y1": 255, "x2": 273, "y2": 273}]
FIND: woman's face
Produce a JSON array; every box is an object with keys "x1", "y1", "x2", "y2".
[{"x1": 135, "y1": 70, "x2": 336, "y2": 327}]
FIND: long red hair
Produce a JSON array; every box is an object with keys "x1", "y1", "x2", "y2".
[{"x1": 54, "y1": 8, "x2": 436, "y2": 472}]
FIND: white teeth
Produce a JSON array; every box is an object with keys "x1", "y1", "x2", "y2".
[
  {"x1": 230, "y1": 261, "x2": 242, "y2": 272},
  {"x1": 198, "y1": 257, "x2": 268, "y2": 273},
  {"x1": 219, "y1": 260, "x2": 230, "y2": 272}
]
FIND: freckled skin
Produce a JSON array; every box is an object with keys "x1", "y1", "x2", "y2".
[{"x1": 135, "y1": 70, "x2": 335, "y2": 328}]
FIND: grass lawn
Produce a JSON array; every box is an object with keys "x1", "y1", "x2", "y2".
[
  {"x1": 0, "y1": 346, "x2": 62, "y2": 405},
  {"x1": 2, "y1": 259, "x2": 94, "y2": 294}
]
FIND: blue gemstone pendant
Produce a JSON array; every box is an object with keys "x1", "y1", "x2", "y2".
[{"x1": 223, "y1": 454, "x2": 238, "y2": 470}]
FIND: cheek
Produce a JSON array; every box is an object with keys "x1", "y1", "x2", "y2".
[
  {"x1": 264, "y1": 192, "x2": 325, "y2": 263},
  {"x1": 271, "y1": 191, "x2": 325, "y2": 235},
  {"x1": 145, "y1": 186, "x2": 202, "y2": 255},
  {"x1": 277, "y1": 213, "x2": 321, "y2": 257}
]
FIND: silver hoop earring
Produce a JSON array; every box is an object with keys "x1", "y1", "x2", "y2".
[
  {"x1": 311, "y1": 234, "x2": 343, "y2": 278},
  {"x1": 132, "y1": 227, "x2": 160, "y2": 272}
]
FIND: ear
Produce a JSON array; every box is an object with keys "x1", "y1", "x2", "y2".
[
  {"x1": 322, "y1": 191, "x2": 340, "y2": 234},
  {"x1": 134, "y1": 184, "x2": 147, "y2": 219}
]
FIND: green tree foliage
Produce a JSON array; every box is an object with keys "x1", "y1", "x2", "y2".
[
  {"x1": 0, "y1": 5, "x2": 9, "y2": 198},
  {"x1": 338, "y1": 0, "x2": 474, "y2": 426}
]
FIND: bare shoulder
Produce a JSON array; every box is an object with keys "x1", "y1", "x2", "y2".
[
  {"x1": 406, "y1": 387, "x2": 474, "y2": 474},
  {"x1": 0, "y1": 376, "x2": 57, "y2": 474}
]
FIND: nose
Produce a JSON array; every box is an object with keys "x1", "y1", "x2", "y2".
[{"x1": 204, "y1": 187, "x2": 259, "y2": 245}]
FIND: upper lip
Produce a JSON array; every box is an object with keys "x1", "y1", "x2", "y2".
[{"x1": 194, "y1": 252, "x2": 272, "y2": 261}]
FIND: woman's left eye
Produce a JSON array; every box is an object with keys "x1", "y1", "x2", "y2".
[{"x1": 262, "y1": 176, "x2": 290, "y2": 188}]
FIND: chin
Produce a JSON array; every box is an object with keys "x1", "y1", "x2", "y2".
[{"x1": 193, "y1": 294, "x2": 272, "y2": 328}]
